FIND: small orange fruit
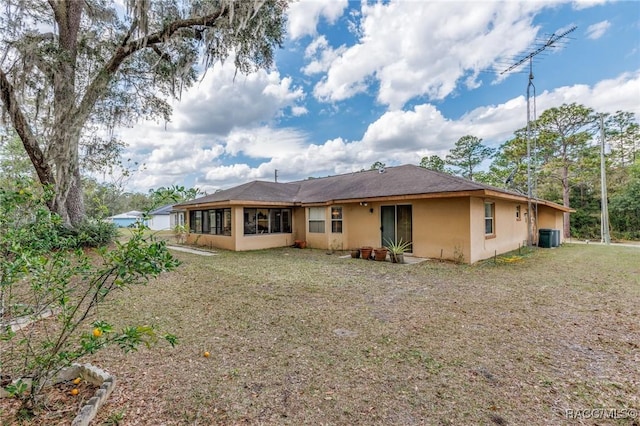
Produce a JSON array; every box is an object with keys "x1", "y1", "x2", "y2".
[
  {"x1": 203, "y1": 351, "x2": 210, "y2": 358},
  {"x1": 73, "y1": 377, "x2": 81, "y2": 385},
  {"x1": 70, "y1": 388, "x2": 79, "y2": 396},
  {"x1": 92, "y1": 328, "x2": 102, "y2": 338}
]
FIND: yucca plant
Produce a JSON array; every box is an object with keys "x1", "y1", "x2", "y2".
[{"x1": 384, "y1": 238, "x2": 412, "y2": 263}]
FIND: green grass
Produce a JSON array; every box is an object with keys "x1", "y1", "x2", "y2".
[{"x1": 22, "y1": 243, "x2": 640, "y2": 425}]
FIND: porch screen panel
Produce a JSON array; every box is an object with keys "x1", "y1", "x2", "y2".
[
  {"x1": 282, "y1": 209, "x2": 292, "y2": 233},
  {"x1": 194, "y1": 211, "x2": 203, "y2": 233},
  {"x1": 244, "y1": 208, "x2": 257, "y2": 234},
  {"x1": 270, "y1": 209, "x2": 282, "y2": 233},
  {"x1": 189, "y1": 211, "x2": 196, "y2": 232},
  {"x1": 211, "y1": 210, "x2": 221, "y2": 235},
  {"x1": 243, "y1": 208, "x2": 292, "y2": 235},
  {"x1": 223, "y1": 209, "x2": 232, "y2": 235},
  {"x1": 257, "y1": 209, "x2": 269, "y2": 233}
]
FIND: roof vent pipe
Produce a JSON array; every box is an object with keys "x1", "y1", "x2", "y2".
[{"x1": 378, "y1": 168, "x2": 385, "y2": 174}]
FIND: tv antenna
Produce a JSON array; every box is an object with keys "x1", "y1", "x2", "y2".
[{"x1": 500, "y1": 25, "x2": 577, "y2": 247}]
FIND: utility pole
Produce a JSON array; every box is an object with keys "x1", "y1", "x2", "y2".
[
  {"x1": 500, "y1": 26, "x2": 577, "y2": 246},
  {"x1": 600, "y1": 115, "x2": 611, "y2": 244}
]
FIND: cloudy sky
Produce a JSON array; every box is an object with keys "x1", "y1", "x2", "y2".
[{"x1": 117, "y1": 0, "x2": 640, "y2": 193}]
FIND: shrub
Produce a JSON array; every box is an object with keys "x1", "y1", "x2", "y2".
[
  {"x1": 0, "y1": 180, "x2": 180, "y2": 415},
  {"x1": 56, "y1": 219, "x2": 119, "y2": 248}
]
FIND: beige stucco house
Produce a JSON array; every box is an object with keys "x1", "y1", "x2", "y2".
[{"x1": 175, "y1": 165, "x2": 569, "y2": 263}]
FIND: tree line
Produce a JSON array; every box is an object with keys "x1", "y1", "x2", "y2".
[{"x1": 416, "y1": 104, "x2": 639, "y2": 240}]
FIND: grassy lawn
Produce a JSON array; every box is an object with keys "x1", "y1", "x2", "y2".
[{"x1": 72, "y1": 244, "x2": 640, "y2": 425}]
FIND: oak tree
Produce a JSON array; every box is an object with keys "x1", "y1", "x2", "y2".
[{"x1": 0, "y1": 0, "x2": 287, "y2": 227}]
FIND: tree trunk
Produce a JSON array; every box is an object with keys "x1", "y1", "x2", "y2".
[
  {"x1": 562, "y1": 165, "x2": 570, "y2": 237},
  {"x1": 66, "y1": 169, "x2": 85, "y2": 226},
  {"x1": 48, "y1": 1, "x2": 85, "y2": 227},
  {"x1": 47, "y1": 124, "x2": 84, "y2": 227}
]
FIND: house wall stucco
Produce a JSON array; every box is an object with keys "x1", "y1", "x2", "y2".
[
  {"x1": 469, "y1": 198, "x2": 529, "y2": 263},
  {"x1": 305, "y1": 198, "x2": 473, "y2": 262},
  {"x1": 537, "y1": 205, "x2": 565, "y2": 243},
  {"x1": 293, "y1": 207, "x2": 306, "y2": 242},
  {"x1": 412, "y1": 198, "x2": 471, "y2": 261},
  {"x1": 182, "y1": 197, "x2": 564, "y2": 263},
  {"x1": 339, "y1": 203, "x2": 382, "y2": 249}
]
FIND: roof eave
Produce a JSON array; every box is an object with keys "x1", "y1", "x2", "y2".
[
  {"x1": 299, "y1": 190, "x2": 492, "y2": 206},
  {"x1": 179, "y1": 199, "x2": 297, "y2": 209}
]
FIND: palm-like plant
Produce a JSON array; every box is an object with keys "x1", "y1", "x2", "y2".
[{"x1": 384, "y1": 237, "x2": 412, "y2": 254}]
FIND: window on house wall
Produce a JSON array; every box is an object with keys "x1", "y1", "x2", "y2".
[
  {"x1": 331, "y1": 206, "x2": 343, "y2": 233},
  {"x1": 485, "y1": 202, "x2": 495, "y2": 236},
  {"x1": 516, "y1": 205, "x2": 521, "y2": 221},
  {"x1": 308, "y1": 207, "x2": 325, "y2": 233},
  {"x1": 243, "y1": 208, "x2": 292, "y2": 235}
]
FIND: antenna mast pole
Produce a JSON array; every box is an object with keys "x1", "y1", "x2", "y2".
[
  {"x1": 500, "y1": 26, "x2": 577, "y2": 247},
  {"x1": 525, "y1": 58, "x2": 535, "y2": 248}
]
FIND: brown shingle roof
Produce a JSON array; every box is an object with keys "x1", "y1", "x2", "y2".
[
  {"x1": 294, "y1": 164, "x2": 496, "y2": 203},
  {"x1": 177, "y1": 164, "x2": 538, "y2": 207},
  {"x1": 178, "y1": 180, "x2": 301, "y2": 206}
]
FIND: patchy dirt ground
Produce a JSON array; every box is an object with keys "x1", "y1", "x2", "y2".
[{"x1": 2, "y1": 244, "x2": 639, "y2": 425}]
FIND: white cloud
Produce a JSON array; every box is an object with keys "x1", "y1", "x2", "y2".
[
  {"x1": 223, "y1": 127, "x2": 307, "y2": 158},
  {"x1": 572, "y1": 0, "x2": 610, "y2": 10},
  {"x1": 287, "y1": 0, "x2": 349, "y2": 40},
  {"x1": 551, "y1": 71, "x2": 640, "y2": 116},
  {"x1": 302, "y1": 35, "x2": 348, "y2": 75},
  {"x1": 113, "y1": 60, "x2": 309, "y2": 192},
  {"x1": 361, "y1": 104, "x2": 452, "y2": 151},
  {"x1": 170, "y1": 61, "x2": 305, "y2": 135},
  {"x1": 218, "y1": 71, "x2": 640, "y2": 189},
  {"x1": 291, "y1": 106, "x2": 309, "y2": 116},
  {"x1": 586, "y1": 20, "x2": 611, "y2": 39},
  {"x1": 118, "y1": 70, "x2": 639, "y2": 193},
  {"x1": 312, "y1": 1, "x2": 550, "y2": 109}
]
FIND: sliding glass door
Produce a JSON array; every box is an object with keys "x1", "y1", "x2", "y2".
[{"x1": 381, "y1": 205, "x2": 412, "y2": 251}]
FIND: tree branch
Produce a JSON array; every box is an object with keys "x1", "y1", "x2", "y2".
[
  {"x1": 0, "y1": 66, "x2": 56, "y2": 190},
  {"x1": 12, "y1": 33, "x2": 57, "y2": 85},
  {"x1": 72, "y1": 7, "x2": 229, "y2": 130}
]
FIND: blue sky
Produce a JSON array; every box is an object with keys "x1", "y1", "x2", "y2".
[{"x1": 119, "y1": 0, "x2": 640, "y2": 193}]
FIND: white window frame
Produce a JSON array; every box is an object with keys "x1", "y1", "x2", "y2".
[
  {"x1": 485, "y1": 201, "x2": 495, "y2": 237},
  {"x1": 331, "y1": 206, "x2": 343, "y2": 233},
  {"x1": 308, "y1": 207, "x2": 326, "y2": 233}
]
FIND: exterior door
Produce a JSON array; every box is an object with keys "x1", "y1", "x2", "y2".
[{"x1": 381, "y1": 205, "x2": 412, "y2": 251}]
